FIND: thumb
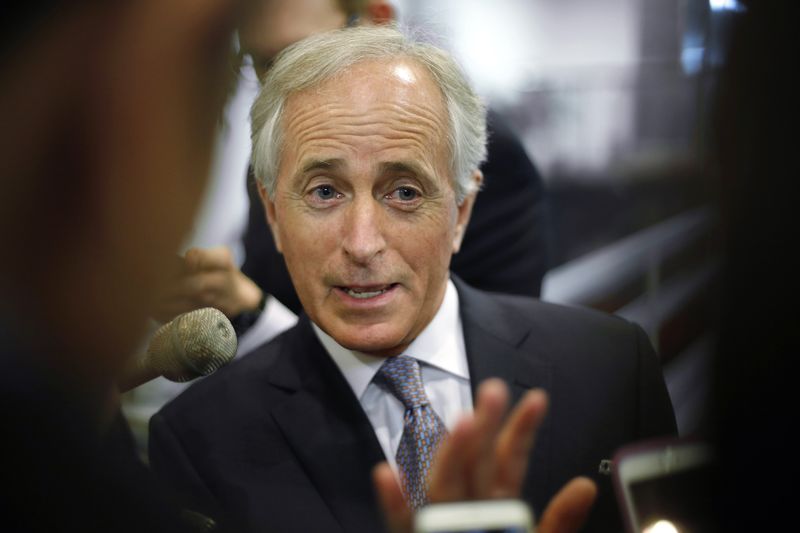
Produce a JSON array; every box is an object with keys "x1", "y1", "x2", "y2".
[{"x1": 537, "y1": 477, "x2": 597, "y2": 533}]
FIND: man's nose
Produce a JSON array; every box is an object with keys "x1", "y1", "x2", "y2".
[{"x1": 341, "y1": 196, "x2": 387, "y2": 265}]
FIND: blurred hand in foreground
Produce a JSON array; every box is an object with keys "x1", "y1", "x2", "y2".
[
  {"x1": 373, "y1": 379, "x2": 597, "y2": 533},
  {"x1": 154, "y1": 246, "x2": 262, "y2": 322}
]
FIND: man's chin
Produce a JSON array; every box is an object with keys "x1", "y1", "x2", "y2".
[{"x1": 332, "y1": 326, "x2": 410, "y2": 358}]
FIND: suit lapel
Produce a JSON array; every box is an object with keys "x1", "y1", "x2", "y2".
[
  {"x1": 455, "y1": 278, "x2": 554, "y2": 509},
  {"x1": 266, "y1": 317, "x2": 387, "y2": 532}
]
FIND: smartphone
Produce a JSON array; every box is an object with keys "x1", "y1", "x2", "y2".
[
  {"x1": 414, "y1": 499, "x2": 534, "y2": 533},
  {"x1": 613, "y1": 438, "x2": 715, "y2": 533}
]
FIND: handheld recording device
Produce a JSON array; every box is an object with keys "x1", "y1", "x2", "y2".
[
  {"x1": 414, "y1": 499, "x2": 534, "y2": 533},
  {"x1": 613, "y1": 438, "x2": 715, "y2": 533}
]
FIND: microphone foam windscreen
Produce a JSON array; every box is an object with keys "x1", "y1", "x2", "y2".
[{"x1": 147, "y1": 307, "x2": 237, "y2": 382}]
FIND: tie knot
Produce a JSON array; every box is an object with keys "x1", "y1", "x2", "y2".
[{"x1": 378, "y1": 355, "x2": 428, "y2": 410}]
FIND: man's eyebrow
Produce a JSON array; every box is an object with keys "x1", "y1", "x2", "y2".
[
  {"x1": 299, "y1": 158, "x2": 343, "y2": 174},
  {"x1": 379, "y1": 161, "x2": 430, "y2": 178}
]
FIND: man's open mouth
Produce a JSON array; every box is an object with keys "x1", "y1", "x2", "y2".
[{"x1": 338, "y1": 284, "x2": 397, "y2": 299}]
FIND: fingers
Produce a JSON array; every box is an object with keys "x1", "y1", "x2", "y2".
[
  {"x1": 155, "y1": 271, "x2": 228, "y2": 317},
  {"x1": 429, "y1": 380, "x2": 542, "y2": 502},
  {"x1": 376, "y1": 380, "x2": 559, "y2": 533},
  {"x1": 373, "y1": 463, "x2": 413, "y2": 533},
  {"x1": 428, "y1": 379, "x2": 508, "y2": 501},
  {"x1": 427, "y1": 416, "x2": 477, "y2": 501},
  {"x1": 491, "y1": 388, "x2": 548, "y2": 497},
  {"x1": 537, "y1": 477, "x2": 597, "y2": 533},
  {"x1": 155, "y1": 247, "x2": 235, "y2": 321},
  {"x1": 184, "y1": 246, "x2": 234, "y2": 273},
  {"x1": 174, "y1": 270, "x2": 228, "y2": 300},
  {"x1": 464, "y1": 379, "x2": 509, "y2": 498}
]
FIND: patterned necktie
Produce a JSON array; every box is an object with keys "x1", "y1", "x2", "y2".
[{"x1": 378, "y1": 355, "x2": 447, "y2": 509}]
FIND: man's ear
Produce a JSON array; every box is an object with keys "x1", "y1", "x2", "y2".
[
  {"x1": 365, "y1": 1, "x2": 395, "y2": 25},
  {"x1": 258, "y1": 181, "x2": 283, "y2": 253},
  {"x1": 453, "y1": 170, "x2": 483, "y2": 254}
]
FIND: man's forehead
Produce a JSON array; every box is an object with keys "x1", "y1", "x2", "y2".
[
  {"x1": 290, "y1": 58, "x2": 441, "y2": 104},
  {"x1": 280, "y1": 60, "x2": 447, "y2": 142},
  {"x1": 276, "y1": 58, "x2": 451, "y2": 180}
]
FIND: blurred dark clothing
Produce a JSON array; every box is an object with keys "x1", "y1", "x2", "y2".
[
  {"x1": 242, "y1": 109, "x2": 548, "y2": 315},
  {"x1": 0, "y1": 323, "x2": 196, "y2": 533}
]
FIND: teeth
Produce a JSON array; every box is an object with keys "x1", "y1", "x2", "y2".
[{"x1": 345, "y1": 287, "x2": 389, "y2": 299}]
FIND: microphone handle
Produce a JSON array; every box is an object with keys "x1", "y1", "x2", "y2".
[{"x1": 118, "y1": 352, "x2": 161, "y2": 393}]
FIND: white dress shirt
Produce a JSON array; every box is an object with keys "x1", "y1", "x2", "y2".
[{"x1": 312, "y1": 279, "x2": 473, "y2": 471}]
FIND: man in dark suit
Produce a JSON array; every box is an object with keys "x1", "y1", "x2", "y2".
[{"x1": 150, "y1": 25, "x2": 676, "y2": 533}]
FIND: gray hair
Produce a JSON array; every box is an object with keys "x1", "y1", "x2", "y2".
[{"x1": 250, "y1": 25, "x2": 487, "y2": 202}]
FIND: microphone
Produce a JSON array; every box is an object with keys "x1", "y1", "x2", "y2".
[{"x1": 120, "y1": 307, "x2": 237, "y2": 392}]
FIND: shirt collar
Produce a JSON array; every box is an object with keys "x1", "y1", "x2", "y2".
[{"x1": 312, "y1": 278, "x2": 469, "y2": 400}]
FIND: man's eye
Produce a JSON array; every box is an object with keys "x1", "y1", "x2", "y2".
[
  {"x1": 390, "y1": 187, "x2": 419, "y2": 202},
  {"x1": 314, "y1": 185, "x2": 338, "y2": 200}
]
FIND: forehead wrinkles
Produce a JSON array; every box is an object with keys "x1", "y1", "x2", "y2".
[
  {"x1": 281, "y1": 74, "x2": 451, "y2": 167},
  {"x1": 287, "y1": 102, "x2": 447, "y2": 154}
]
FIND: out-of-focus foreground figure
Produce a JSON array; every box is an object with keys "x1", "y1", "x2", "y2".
[{"x1": 0, "y1": 1, "x2": 240, "y2": 531}]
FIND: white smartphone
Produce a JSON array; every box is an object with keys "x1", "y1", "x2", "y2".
[
  {"x1": 613, "y1": 438, "x2": 715, "y2": 533},
  {"x1": 414, "y1": 499, "x2": 534, "y2": 533}
]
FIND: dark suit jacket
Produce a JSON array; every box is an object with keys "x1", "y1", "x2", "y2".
[
  {"x1": 241, "y1": 110, "x2": 548, "y2": 315},
  {"x1": 149, "y1": 279, "x2": 676, "y2": 533}
]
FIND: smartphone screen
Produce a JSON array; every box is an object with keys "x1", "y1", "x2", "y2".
[
  {"x1": 414, "y1": 500, "x2": 534, "y2": 533},
  {"x1": 628, "y1": 461, "x2": 715, "y2": 532},
  {"x1": 615, "y1": 440, "x2": 715, "y2": 533}
]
